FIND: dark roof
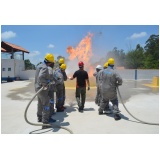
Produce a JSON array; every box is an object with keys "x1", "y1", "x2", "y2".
[
  {"x1": 1, "y1": 47, "x2": 6, "y2": 52},
  {"x1": 1, "y1": 41, "x2": 29, "y2": 53}
]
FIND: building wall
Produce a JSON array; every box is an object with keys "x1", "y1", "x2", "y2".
[
  {"x1": 18, "y1": 69, "x2": 159, "y2": 81},
  {"x1": 14, "y1": 59, "x2": 25, "y2": 77},
  {"x1": 1, "y1": 59, "x2": 159, "y2": 81},
  {"x1": 19, "y1": 70, "x2": 36, "y2": 80},
  {"x1": 1, "y1": 59, "x2": 25, "y2": 81},
  {"x1": 116, "y1": 69, "x2": 159, "y2": 80}
]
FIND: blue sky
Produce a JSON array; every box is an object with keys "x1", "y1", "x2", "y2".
[{"x1": 1, "y1": 25, "x2": 159, "y2": 65}]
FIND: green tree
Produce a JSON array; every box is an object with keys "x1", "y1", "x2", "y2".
[
  {"x1": 125, "y1": 44, "x2": 144, "y2": 69},
  {"x1": 106, "y1": 47, "x2": 126, "y2": 67},
  {"x1": 143, "y1": 34, "x2": 159, "y2": 69},
  {"x1": 36, "y1": 62, "x2": 42, "y2": 67},
  {"x1": 24, "y1": 59, "x2": 35, "y2": 70}
]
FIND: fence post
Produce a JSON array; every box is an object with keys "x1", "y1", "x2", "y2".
[{"x1": 135, "y1": 69, "x2": 137, "y2": 80}]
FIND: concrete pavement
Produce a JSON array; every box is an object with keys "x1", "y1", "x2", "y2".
[{"x1": 1, "y1": 80, "x2": 159, "y2": 134}]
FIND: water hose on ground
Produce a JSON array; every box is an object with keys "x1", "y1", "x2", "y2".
[
  {"x1": 24, "y1": 86, "x2": 73, "y2": 134},
  {"x1": 117, "y1": 87, "x2": 159, "y2": 125}
]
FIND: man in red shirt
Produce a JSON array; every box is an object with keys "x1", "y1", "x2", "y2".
[{"x1": 69, "y1": 61, "x2": 90, "y2": 112}]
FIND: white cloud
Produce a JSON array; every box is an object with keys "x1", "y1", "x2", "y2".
[
  {"x1": 1, "y1": 31, "x2": 16, "y2": 39},
  {"x1": 48, "y1": 44, "x2": 55, "y2": 48},
  {"x1": 127, "y1": 32, "x2": 147, "y2": 40}
]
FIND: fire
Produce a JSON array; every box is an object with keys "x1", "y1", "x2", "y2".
[{"x1": 66, "y1": 32, "x2": 94, "y2": 77}]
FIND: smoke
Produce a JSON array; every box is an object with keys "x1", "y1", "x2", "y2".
[{"x1": 65, "y1": 58, "x2": 79, "y2": 76}]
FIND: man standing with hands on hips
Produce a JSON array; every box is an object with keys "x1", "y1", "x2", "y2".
[{"x1": 69, "y1": 61, "x2": 90, "y2": 112}]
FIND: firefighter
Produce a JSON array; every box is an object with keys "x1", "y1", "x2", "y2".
[
  {"x1": 93, "y1": 65, "x2": 103, "y2": 105},
  {"x1": 99, "y1": 58, "x2": 122, "y2": 120},
  {"x1": 54, "y1": 63, "x2": 67, "y2": 112},
  {"x1": 97, "y1": 62, "x2": 112, "y2": 113},
  {"x1": 35, "y1": 53, "x2": 56, "y2": 129},
  {"x1": 58, "y1": 58, "x2": 65, "y2": 66},
  {"x1": 58, "y1": 58, "x2": 67, "y2": 109}
]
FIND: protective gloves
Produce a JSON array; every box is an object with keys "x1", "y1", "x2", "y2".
[{"x1": 42, "y1": 80, "x2": 50, "y2": 90}]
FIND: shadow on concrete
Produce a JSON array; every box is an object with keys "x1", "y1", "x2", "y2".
[
  {"x1": 27, "y1": 103, "x2": 76, "y2": 134},
  {"x1": 50, "y1": 103, "x2": 77, "y2": 133},
  {"x1": 105, "y1": 113, "x2": 128, "y2": 120},
  {"x1": 83, "y1": 108, "x2": 95, "y2": 111},
  {"x1": 29, "y1": 128, "x2": 53, "y2": 134},
  {"x1": 106, "y1": 112, "x2": 142, "y2": 124},
  {"x1": 66, "y1": 102, "x2": 78, "y2": 112}
]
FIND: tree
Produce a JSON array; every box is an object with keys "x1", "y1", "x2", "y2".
[
  {"x1": 106, "y1": 47, "x2": 126, "y2": 67},
  {"x1": 125, "y1": 44, "x2": 144, "y2": 69},
  {"x1": 143, "y1": 34, "x2": 159, "y2": 69},
  {"x1": 36, "y1": 62, "x2": 42, "y2": 67},
  {"x1": 24, "y1": 59, "x2": 35, "y2": 70}
]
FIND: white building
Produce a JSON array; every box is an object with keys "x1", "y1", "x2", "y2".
[{"x1": 1, "y1": 41, "x2": 29, "y2": 81}]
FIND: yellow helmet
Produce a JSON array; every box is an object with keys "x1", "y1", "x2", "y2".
[
  {"x1": 58, "y1": 58, "x2": 65, "y2": 64},
  {"x1": 60, "y1": 63, "x2": 67, "y2": 70},
  {"x1": 103, "y1": 62, "x2": 108, "y2": 68},
  {"x1": 45, "y1": 53, "x2": 54, "y2": 63},
  {"x1": 108, "y1": 58, "x2": 114, "y2": 65}
]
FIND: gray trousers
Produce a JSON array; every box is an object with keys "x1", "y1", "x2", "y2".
[
  {"x1": 95, "y1": 86, "x2": 101, "y2": 105},
  {"x1": 62, "y1": 83, "x2": 65, "y2": 106},
  {"x1": 99, "y1": 93, "x2": 119, "y2": 113},
  {"x1": 75, "y1": 87, "x2": 86, "y2": 109},
  {"x1": 36, "y1": 89, "x2": 51, "y2": 123},
  {"x1": 48, "y1": 89, "x2": 55, "y2": 116}
]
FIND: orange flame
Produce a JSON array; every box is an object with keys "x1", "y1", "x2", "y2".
[{"x1": 66, "y1": 32, "x2": 94, "y2": 77}]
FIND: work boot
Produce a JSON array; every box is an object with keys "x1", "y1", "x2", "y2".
[
  {"x1": 61, "y1": 106, "x2": 66, "y2": 109},
  {"x1": 114, "y1": 114, "x2": 121, "y2": 120},
  {"x1": 112, "y1": 105, "x2": 121, "y2": 114},
  {"x1": 104, "y1": 108, "x2": 112, "y2": 114},
  {"x1": 57, "y1": 107, "x2": 64, "y2": 112},
  {"x1": 49, "y1": 118, "x2": 56, "y2": 123},
  {"x1": 78, "y1": 107, "x2": 83, "y2": 112},
  {"x1": 98, "y1": 108, "x2": 103, "y2": 115},
  {"x1": 99, "y1": 111, "x2": 103, "y2": 115},
  {"x1": 38, "y1": 117, "x2": 42, "y2": 122}
]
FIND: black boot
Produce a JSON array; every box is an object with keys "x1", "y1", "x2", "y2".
[
  {"x1": 98, "y1": 108, "x2": 103, "y2": 115},
  {"x1": 114, "y1": 114, "x2": 121, "y2": 120},
  {"x1": 57, "y1": 107, "x2": 64, "y2": 112},
  {"x1": 78, "y1": 106, "x2": 83, "y2": 112},
  {"x1": 99, "y1": 111, "x2": 103, "y2": 115},
  {"x1": 38, "y1": 116, "x2": 42, "y2": 122}
]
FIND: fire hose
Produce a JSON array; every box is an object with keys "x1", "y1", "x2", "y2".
[
  {"x1": 24, "y1": 85, "x2": 73, "y2": 134},
  {"x1": 117, "y1": 87, "x2": 159, "y2": 125}
]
